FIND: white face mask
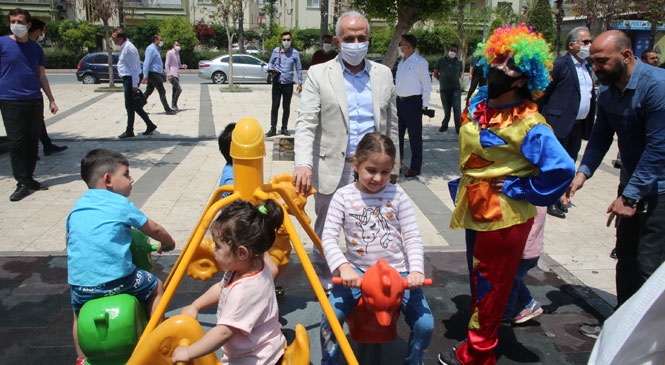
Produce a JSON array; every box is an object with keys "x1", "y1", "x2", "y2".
[
  {"x1": 577, "y1": 45, "x2": 590, "y2": 60},
  {"x1": 11, "y1": 24, "x2": 28, "y2": 38},
  {"x1": 158, "y1": 40, "x2": 164, "y2": 47},
  {"x1": 174, "y1": 46, "x2": 181, "y2": 52},
  {"x1": 322, "y1": 43, "x2": 332, "y2": 52},
  {"x1": 37, "y1": 33, "x2": 45, "y2": 42},
  {"x1": 282, "y1": 40, "x2": 291, "y2": 49},
  {"x1": 340, "y1": 42, "x2": 369, "y2": 67},
  {"x1": 397, "y1": 46, "x2": 405, "y2": 57},
  {"x1": 448, "y1": 51, "x2": 457, "y2": 59}
]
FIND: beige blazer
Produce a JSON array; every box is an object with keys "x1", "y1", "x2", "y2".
[{"x1": 294, "y1": 58, "x2": 398, "y2": 195}]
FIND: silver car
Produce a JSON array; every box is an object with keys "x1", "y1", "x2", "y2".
[{"x1": 198, "y1": 54, "x2": 272, "y2": 84}]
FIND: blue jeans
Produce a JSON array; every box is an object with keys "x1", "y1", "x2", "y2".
[
  {"x1": 320, "y1": 269, "x2": 433, "y2": 365},
  {"x1": 503, "y1": 257, "x2": 539, "y2": 320}
]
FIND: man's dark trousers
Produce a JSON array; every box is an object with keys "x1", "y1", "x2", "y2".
[
  {"x1": 441, "y1": 88, "x2": 461, "y2": 133},
  {"x1": 615, "y1": 192, "x2": 665, "y2": 307},
  {"x1": 122, "y1": 77, "x2": 154, "y2": 133},
  {"x1": 270, "y1": 80, "x2": 294, "y2": 130},
  {"x1": 1, "y1": 99, "x2": 42, "y2": 186},
  {"x1": 144, "y1": 71, "x2": 171, "y2": 112},
  {"x1": 170, "y1": 76, "x2": 182, "y2": 108},
  {"x1": 397, "y1": 96, "x2": 423, "y2": 171}
]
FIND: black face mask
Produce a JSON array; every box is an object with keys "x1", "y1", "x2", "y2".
[{"x1": 487, "y1": 67, "x2": 522, "y2": 99}]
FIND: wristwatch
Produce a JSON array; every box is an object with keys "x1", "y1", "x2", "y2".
[{"x1": 621, "y1": 195, "x2": 638, "y2": 208}]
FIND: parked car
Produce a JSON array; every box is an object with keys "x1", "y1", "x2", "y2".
[
  {"x1": 198, "y1": 54, "x2": 272, "y2": 84},
  {"x1": 232, "y1": 45, "x2": 262, "y2": 54},
  {"x1": 76, "y1": 52, "x2": 121, "y2": 84},
  {"x1": 369, "y1": 57, "x2": 399, "y2": 79}
]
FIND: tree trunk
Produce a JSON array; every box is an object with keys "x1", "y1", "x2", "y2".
[
  {"x1": 238, "y1": 7, "x2": 245, "y2": 53},
  {"x1": 104, "y1": 20, "x2": 115, "y2": 88},
  {"x1": 227, "y1": 32, "x2": 235, "y2": 88},
  {"x1": 320, "y1": 0, "x2": 329, "y2": 38},
  {"x1": 554, "y1": 0, "x2": 564, "y2": 56},
  {"x1": 382, "y1": 7, "x2": 418, "y2": 69}
]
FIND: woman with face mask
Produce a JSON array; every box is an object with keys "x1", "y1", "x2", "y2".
[{"x1": 438, "y1": 24, "x2": 576, "y2": 365}]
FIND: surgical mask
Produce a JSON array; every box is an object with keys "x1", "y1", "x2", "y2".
[
  {"x1": 397, "y1": 47, "x2": 404, "y2": 57},
  {"x1": 282, "y1": 40, "x2": 291, "y2": 49},
  {"x1": 340, "y1": 42, "x2": 369, "y2": 67},
  {"x1": 487, "y1": 67, "x2": 522, "y2": 99},
  {"x1": 448, "y1": 51, "x2": 457, "y2": 59},
  {"x1": 577, "y1": 45, "x2": 590, "y2": 59},
  {"x1": 174, "y1": 46, "x2": 181, "y2": 52},
  {"x1": 158, "y1": 40, "x2": 164, "y2": 47},
  {"x1": 322, "y1": 43, "x2": 332, "y2": 52},
  {"x1": 10, "y1": 24, "x2": 28, "y2": 38},
  {"x1": 37, "y1": 33, "x2": 45, "y2": 42}
]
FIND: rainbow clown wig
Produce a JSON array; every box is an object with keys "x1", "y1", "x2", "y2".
[{"x1": 475, "y1": 23, "x2": 554, "y2": 99}]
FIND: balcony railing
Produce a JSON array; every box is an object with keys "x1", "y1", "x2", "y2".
[{"x1": 123, "y1": 0, "x2": 183, "y2": 8}]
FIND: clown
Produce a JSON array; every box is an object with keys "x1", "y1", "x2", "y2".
[{"x1": 438, "y1": 24, "x2": 576, "y2": 365}]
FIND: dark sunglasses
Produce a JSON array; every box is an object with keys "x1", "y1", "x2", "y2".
[
  {"x1": 282, "y1": 38, "x2": 291, "y2": 41},
  {"x1": 580, "y1": 39, "x2": 592, "y2": 45}
]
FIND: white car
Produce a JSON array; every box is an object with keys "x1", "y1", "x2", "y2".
[
  {"x1": 198, "y1": 54, "x2": 272, "y2": 84},
  {"x1": 231, "y1": 46, "x2": 262, "y2": 54}
]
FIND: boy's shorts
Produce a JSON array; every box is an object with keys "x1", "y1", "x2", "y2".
[{"x1": 70, "y1": 268, "x2": 158, "y2": 313}]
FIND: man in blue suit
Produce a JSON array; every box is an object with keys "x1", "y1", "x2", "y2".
[{"x1": 538, "y1": 26, "x2": 595, "y2": 219}]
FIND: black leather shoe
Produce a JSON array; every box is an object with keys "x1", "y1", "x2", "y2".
[
  {"x1": 439, "y1": 125, "x2": 448, "y2": 132},
  {"x1": 27, "y1": 179, "x2": 48, "y2": 191},
  {"x1": 166, "y1": 109, "x2": 177, "y2": 115},
  {"x1": 118, "y1": 131, "x2": 135, "y2": 139},
  {"x1": 610, "y1": 248, "x2": 618, "y2": 259},
  {"x1": 265, "y1": 128, "x2": 277, "y2": 137},
  {"x1": 10, "y1": 185, "x2": 32, "y2": 202},
  {"x1": 556, "y1": 200, "x2": 569, "y2": 213},
  {"x1": 44, "y1": 144, "x2": 68, "y2": 156},
  {"x1": 280, "y1": 128, "x2": 290, "y2": 136},
  {"x1": 547, "y1": 204, "x2": 566, "y2": 219},
  {"x1": 404, "y1": 169, "x2": 421, "y2": 177},
  {"x1": 143, "y1": 124, "x2": 157, "y2": 135}
]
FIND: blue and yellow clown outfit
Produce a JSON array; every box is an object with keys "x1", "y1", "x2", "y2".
[{"x1": 449, "y1": 24, "x2": 576, "y2": 365}]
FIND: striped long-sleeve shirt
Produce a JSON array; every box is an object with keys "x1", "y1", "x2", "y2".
[{"x1": 321, "y1": 182, "x2": 425, "y2": 275}]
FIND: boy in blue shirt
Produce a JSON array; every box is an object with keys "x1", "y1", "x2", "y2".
[{"x1": 67, "y1": 148, "x2": 176, "y2": 365}]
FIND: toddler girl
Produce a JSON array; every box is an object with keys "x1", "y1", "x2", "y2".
[{"x1": 172, "y1": 199, "x2": 286, "y2": 364}]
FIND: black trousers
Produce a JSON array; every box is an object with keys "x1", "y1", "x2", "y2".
[
  {"x1": 615, "y1": 191, "x2": 665, "y2": 307},
  {"x1": 169, "y1": 76, "x2": 182, "y2": 108},
  {"x1": 397, "y1": 96, "x2": 423, "y2": 171},
  {"x1": 557, "y1": 119, "x2": 585, "y2": 163},
  {"x1": 270, "y1": 81, "x2": 293, "y2": 130},
  {"x1": 1, "y1": 99, "x2": 42, "y2": 186},
  {"x1": 144, "y1": 71, "x2": 171, "y2": 112},
  {"x1": 122, "y1": 77, "x2": 154, "y2": 133}
]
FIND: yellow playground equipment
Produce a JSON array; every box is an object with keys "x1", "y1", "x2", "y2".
[{"x1": 126, "y1": 116, "x2": 360, "y2": 365}]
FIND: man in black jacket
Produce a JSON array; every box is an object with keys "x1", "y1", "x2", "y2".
[{"x1": 538, "y1": 26, "x2": 596, "y2": 219}]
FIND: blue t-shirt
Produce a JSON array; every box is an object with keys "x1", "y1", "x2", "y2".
[
  {"x1": 67, "y1": 189, "x2": 148, "y2": 286},
  {"x1": 219, "y1": 164, "x2": 234, "y2": 198},
  {"x1": 0, "y1": 36, "x2": 45, "y2": 100}
]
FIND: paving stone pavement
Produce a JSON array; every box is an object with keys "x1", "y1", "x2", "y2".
[{"x1": 0, "y1": 73, "x2": 622, "y2": 364}]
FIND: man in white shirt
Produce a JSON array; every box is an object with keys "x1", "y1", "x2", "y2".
[
  {"x1": 395, "y1": 34, "x2": 432, "y2": 177},
  {"x1": 112, "y1": 28, "x2": 157, "y2": 139}
]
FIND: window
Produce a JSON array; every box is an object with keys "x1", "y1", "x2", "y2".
[{"x1": 307, "y1": 0, "x2": 319, "y2": 8}]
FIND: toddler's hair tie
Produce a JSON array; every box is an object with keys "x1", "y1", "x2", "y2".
[{"x1": 258, "y1": 205, "x2": 268, "y2": 215}]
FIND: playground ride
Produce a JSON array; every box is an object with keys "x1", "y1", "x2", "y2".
[
  {"x1": 122, "y1": 116, "x2": 358, "y2": 364},
  {"x1": 332, "y1": 258, "x2": 433, "y2": 364}
]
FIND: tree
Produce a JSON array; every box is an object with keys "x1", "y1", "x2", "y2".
[
  {"x1": 554, "y1": 0, "x2": 565, "y2": 56},
  {"x1": 160, "y1": 16, "x2": 198, "y2": 67},
  {"x1": 72, "y1": 0, "x2": 122, "y2": 87},
  {"x1": 526, "y1": 0, "x2": 555, "y2": 45},
  {"x1": 198, "y1": 0, "x2": 247, "y2": 88},
  {"x1": 632, "y1": 0, "x2": 665, "y2": 47},
  {"x1": 571, "y1": 0, "x2": 630, "y2": 33},
  {"x1": 352, "y1": 0, "x2": 456, "y2": 68}
]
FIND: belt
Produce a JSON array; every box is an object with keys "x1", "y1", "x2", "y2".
[
  {"x1": 345, "y1": 157, "x2": 354, "y2": 163},
  {"x1": 397, "y1": 95, "x2": 422, "y2": 101},
  {"x1": 575, "y1": 119, "x2": 587, "y2": 124}
]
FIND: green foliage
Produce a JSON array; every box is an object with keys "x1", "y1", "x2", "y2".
[
  {"x1": 527, "y1": 0, "x2": 555, "y2": 44},
  {"x1": 410, "y1": 26, "x2": 458, "y2": 56},
  {"x1": 44, "y1": 49, "x2": 87, "y2": 69},
  {"x1": 368, "y1": 27, "x2": 393, "y2": 56},
  {"x1": 298, "y1": 28, "x2": 322, "y2": 52},
  {"x1": 160, "y1": 16, "x2": 198, "y2": 52},
  {"x1": 60, "y1": 22, "x2": 98, "y2": 53},
  {"x1": 127, "y1": 21, "x2": 161, "y2": 49}
]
